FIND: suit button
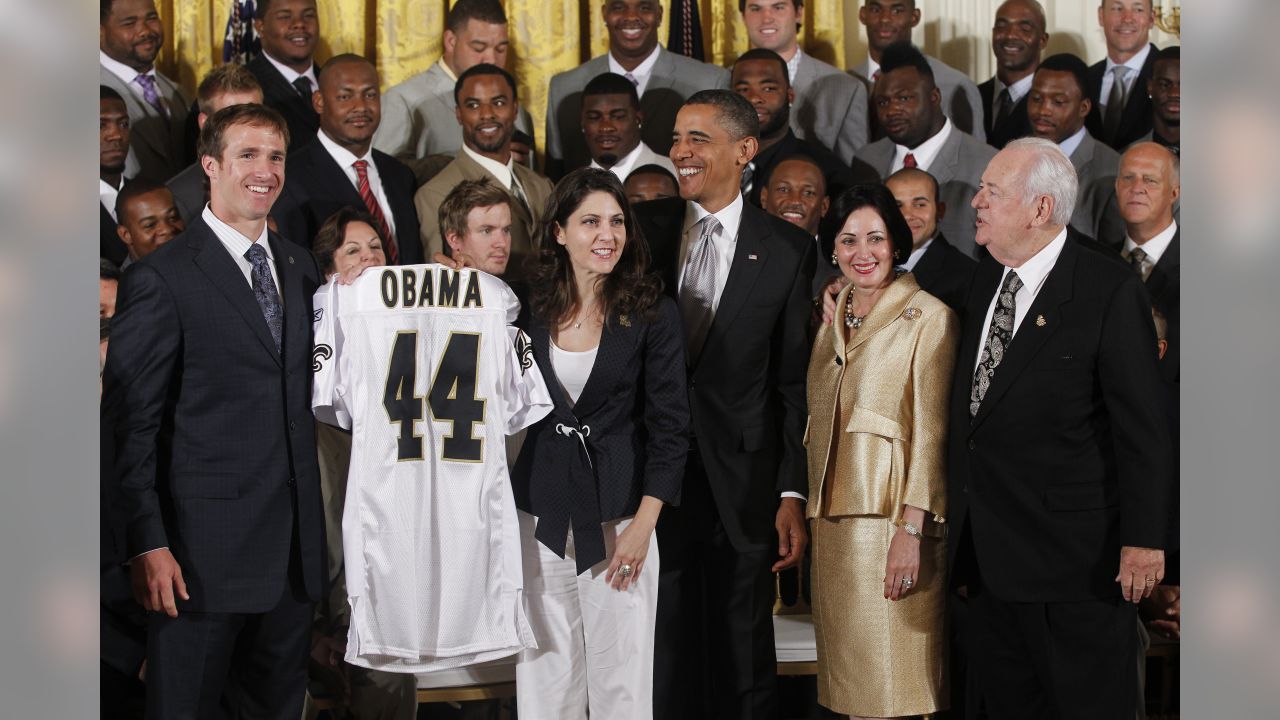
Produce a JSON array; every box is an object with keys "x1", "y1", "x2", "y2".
[
  {"x1": 835, "y1": 356, "x2": 843, "y2": 366},
  {"x1": 287, "y1": 477, "x2": 296, "y2": 488},
  {"x1": 289, "y1": 421, "x2": 297, "y2": 431},
  {"x1": 968, "y1": 440, "x2": 975, "y2": 451}
]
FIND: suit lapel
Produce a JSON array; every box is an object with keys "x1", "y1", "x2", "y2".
[
  {"x1": 190, "y1": 218, "x2": 283, "y2": 365},
  {"x1": 271, "y1": 232, "x2": 308, "y2": 363},
  {"x1": 911, "y1": 235, "x2": 947, "y2": 288},
  {"x1": 839, "y1": 275, "x2": 918, "y2": 357},
  {"x1": 101, "y1": 66, "x2": 167, "y2": 158},
  {"x1": 793, "y1": 54, "x2": 816, "y2": 94},
  {"x1": 307, "y1": 142, "x2": 364, "y2": 206},
  {"x1": 645, "y1": 48, "x2": 677, "y2": 95},
  {"x1": 930, "y1": 130, "x2": 962, "y2": 185},
  {"x1": 969, "y1": 241, "x2": 1078, "y2": 430},
  {"x1": 696, "y1": 206, "x2": 769, "y2": 368}
]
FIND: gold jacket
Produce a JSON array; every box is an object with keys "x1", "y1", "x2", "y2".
[{"x1": 804, "y1": 273, "x2": 958, "y2": 527}]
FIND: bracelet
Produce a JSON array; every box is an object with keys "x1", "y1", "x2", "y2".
[{"x1": 897, "y1": 520, "x2": 923, "y2": 538}]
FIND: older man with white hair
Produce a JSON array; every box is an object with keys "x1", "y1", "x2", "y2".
[{"x1": 946, "y1": 137, "x2": 1174, "y2": 719}]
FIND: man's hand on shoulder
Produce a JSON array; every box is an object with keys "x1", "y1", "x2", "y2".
[
  {"x1": 131, "y1": 548, "x2": 189, "y2": 617},
  {"x1": 819, "y1": 275, "x2": 849, "y2": 326}
]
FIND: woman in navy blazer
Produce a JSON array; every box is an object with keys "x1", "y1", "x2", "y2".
[{"x1": 510, "y1": 168, "x2": 689, "y2": 719}]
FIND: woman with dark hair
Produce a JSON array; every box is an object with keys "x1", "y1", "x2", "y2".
[
  {"x1": 510, "y1": 167, "x2": 689, "y2": 719},
  {"x1": 805, "y1": 184, "x2": 958, "y2": 719},
  {"x1": 312, "y1": 206, "x2": 386, "y2": 276}
]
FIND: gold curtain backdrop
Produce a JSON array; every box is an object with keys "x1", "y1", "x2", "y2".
[{"x1": 154, "y1": 0, "x2": 846, "y2": 157}]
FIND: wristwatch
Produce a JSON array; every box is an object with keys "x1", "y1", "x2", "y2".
[{"x1": 897, "y1": 520, "x2": 923, "y2": 538}]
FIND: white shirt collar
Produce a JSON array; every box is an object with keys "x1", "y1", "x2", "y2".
[
  {"x1": 589, "y1": 141, "x2": 649, "y2": 180},
  {"x1": 462, "y1": 143, "x2": 516, "y2": 189},
  {"x1": 902, "y1": 236, "x2": 934, "y2": 272},
  {"x1": 316, "y1": 128, "x2": 373, "y2": 169},
  {"x1": 865, "y1": 55, "x2": 881, "y2": 79},
  {"x1": 995, "y1": 73, "x2": 1035, "y2": 103},
  {"x1": 892, "y1": 117, "x2": 953, "y2": 172},
  {"x1": 100, "y1": 50, "x2": 153, "y2": 86},
  {"x1": 1105, "y1": 42, "x2": 1152, "y2": 76},
  {"x1": 202, "y1": 204, "x2": 270, "y2": 258},
  {"x1": 261, "y1": 51, "x2": 318, "y2": 89},
  {"x1": 684, "y1": 193, "x2": 745, "y2": 243},
  {"x1": 1124, "y1": 219, "x2": 1177, "y2": 266},
  {"x1": 1059, "y1": 126, "x2": 1088, "y2": 159},
  {"x1": 608, "y1": 44, "x2": 662, "y2": 96},
  {"x1": 786, "y1": 47, "x2": 804, "y2": 85},
  {"x1": 100, "y1": 177, "x2": 125, "y2": 221},
  {"x1": 437, "y1": 57, "x2": 458, "y2": 82},
  {"x1": 1005, "y1": 226, "x2": 1068, "y2": 301}
]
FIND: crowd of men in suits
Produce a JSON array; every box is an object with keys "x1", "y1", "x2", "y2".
[{"x1": 99, "y1": 0, "x2": 1180, "y2": 717}]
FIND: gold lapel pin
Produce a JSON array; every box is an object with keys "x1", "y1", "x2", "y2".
[
  {"x1": 288, "y1": 256, "x2": 295, "y2": 265},
  {"x1": 903, "y1": 307, "x2": 921, "y2": 320},
  {"x1": 619, "y1": 314, "x2": 631, "y2": 327},
  {"x1": 1035, "y1": 314, "x2": 1046, "y2": 327}
]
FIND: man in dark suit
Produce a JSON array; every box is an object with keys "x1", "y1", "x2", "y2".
[
  {"x1": 731, "y1": 49, "x2": 857, "y2": 210},
  {"x1": 273, "y1": 55, "x2": 422, "y2": 264},
  {"x1": 247, "y1": 0, "x2": 321, "y2": 151},
  {"x1": 948, "y1": 137, "x2": 1172, "y2": 718},
  {"x1": 759, "y1": 155, "x2": 837, "y2": 297},
  {"x1": 101, "y1": 86, "x2": 135, "y2": 265},
  {"x1": 886, "y1": 167, "x2": 975, "y2": 312},
  {"x1": 978, "y1": 0, "x2": 1048, "y2": 149},
  {"x1": 1088, "y1": 1, "x2": 1159, "y2": 150},
  {"x1": 1137, "y1": 46, "x2": 1179, "y2": 154},
  {"x1": 114, "y1": 181, "x2": 185, "y2": 268},
  {"x1": 639, "y1": 90, "x2": 813, "y2": 719},
  {"x1": 102, "y1": 104, "x2": 326, "y2": 719}
]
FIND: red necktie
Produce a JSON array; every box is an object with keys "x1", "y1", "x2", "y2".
[
  {"x1": 903, "y1": 153, "x2": 918, "y2": 169},
  {"x1": 352, "y1": 160, "x2": 398, "y2": 264}
]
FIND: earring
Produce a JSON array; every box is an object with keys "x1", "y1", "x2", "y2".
[
  {"x1": 894, "y1": 249, "x2": 901, "y2": 261},
  {"x1": 830, "y1": 252, "x2": 838, "y2": 265}
]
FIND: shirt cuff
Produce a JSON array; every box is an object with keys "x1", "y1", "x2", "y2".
[
  {"x1": 780, "y1": 492, "x2": 807, "y2": 501},
  {"x1": 127, "y1": 547, "x2": 169, "y2": 564}
]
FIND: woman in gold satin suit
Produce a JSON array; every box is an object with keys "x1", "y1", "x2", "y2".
[{"x1": 806, "y1": 184, "x2": 958, "y2": 718}]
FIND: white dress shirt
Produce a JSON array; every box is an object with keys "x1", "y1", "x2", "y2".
[
  {"x1": 609, "y1": 45, "x2": 662, "y2": 96},
  {"x1": 315, "y1": 130, "x2": 396, "y2": 235},
  {"x1": 1124, "y1": 219, "x2": 1177, "y2": 277},
  {"x1": 1099, "y1": 43, "x2": 1152, "y2": 111},
  {"x1": 994, "y1": 72, "x2": 1034, "y2": 105},
  {"x1": 100, "y1": 51, "x2": 162, "y2": 109},
  {"x1": 901, "y1": 236, "x2": 934, "y2": 272},
  {"x1": 262, "y1": 51, "x2": 319, "y2": 94},
  {"x1": 865, "y1": 55, "x2": 881, "y2": 81},
  {"x1": 891, "y1": 117, "x2": 954, "y2": 174},
  {"x1": 462, "y1": 144, "x2": 527, "y2": 200},
  {"x1": 786, "y1": 47, "x2": 804, "y2": 85},
  {"x1": 972, "y1": 228, "x2": 1068, "y2": 374},
  {"x1": 203, "y1": 204, "x2": 282, "y2": 297},
  {"x1": 588, "y1": 141, "x2": 676, "y2": 182},
  {"x1": 1059, "y1": 126, "x2": 1088, "y2": 159},
  {"x1": 100, "y1": 176, "x2": 126, "y2": 222}
]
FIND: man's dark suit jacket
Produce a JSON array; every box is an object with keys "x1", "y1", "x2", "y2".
[
  {"x1": 636, "y1": 197, "x2": 814, "y2": 549},
  {"x1": 1147, "y1": 230, "x2": 1179, "y2": 385},
  {"x1": 101, "y1": 215, "x2": 326, "y2": 613},
  {"x1": 1087, "y1": 44, "x2": 1159, "y2": 151},
  {"x1": 102, "y1": 202, "x2": 128, "y2": 265},
  {"x1": 747, "y1": 129, "x2": 857, "y2": 213},
  {"x1": 512, "y1": 297, "x2": 690, "y2": 573},
  {"x1": 910, "y1": 233, "x2": 976, "y2": 314},
  {"x1": 947, "y1": 234, "x2": 1172, "y2": 603},
  {"x1": 247, "y1": 55, "x2": 321, "y2": 152},
  {"x1": 272, "y1": 138, "x2": 423, "y2": 264},
  {"x1": 977, "y1": 78, "x2": 1032, "y2": 149}
]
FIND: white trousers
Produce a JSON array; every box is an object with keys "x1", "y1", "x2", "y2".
[{"x1": 516, "y1": 510, "x2": 659, "y2": 720}]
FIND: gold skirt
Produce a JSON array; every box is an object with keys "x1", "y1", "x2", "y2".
[{"x1": 811, "y1": 515, "x2": 948, "y2": 717}]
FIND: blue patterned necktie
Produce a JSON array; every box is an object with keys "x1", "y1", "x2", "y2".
[
  {"x1": 970, "y1": 270, "x2": 1023, "y2": 417},
  {"x1": 244, "y1": 243, "x2": 283, "y2": 353}
]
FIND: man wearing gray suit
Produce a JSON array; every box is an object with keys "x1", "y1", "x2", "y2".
[
  {"x1": 851, "y1": 0, "x2": 985, "y2": 143},
  {"x1": 853, "y1": 43, "x2": 995, "y2": 258},
  {"x1": 544, "y1": 0, "x2": 729, "y2": 179},
  {"x1": 1028, "y1": 54, "x2": 1124, "y2": 247},
  {"x1": 739, "y1": 0, "x2": 868, "y2": 162},
  {"x1": 99, "y1": 0, "x2": 189, "y2": 183},
  {"x1": 373, "y1": 0, "x2": 534, "y2": 184}
]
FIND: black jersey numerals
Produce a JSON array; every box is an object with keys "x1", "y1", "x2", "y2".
[{"x1": 383, "y1": 331, "x2": 486, "y2": 463}]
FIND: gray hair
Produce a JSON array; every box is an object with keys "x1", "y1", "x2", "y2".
[{"x1": 1006, "y1": 137, "x2": 1077, "y2": 227}]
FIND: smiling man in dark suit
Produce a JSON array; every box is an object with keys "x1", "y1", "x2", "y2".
[
  {"x1": 948, "y1": 137, "x2": 1172, "y2": 719},
  {"x1": 1088, "y1": 0, "x2": 1159, "y2": 150},
  {"x1": 102, "y1": 103, "x2": 326, "y2": 719},
  {"x1": 637, "y1": 89, "x2": 813, "y2": 719},
  {"x1": 978, "y1": 0, "x2": 1048, "y2": 149},
  {"x1": 886, "y1": 167, "x2": 975, "y2": 312},
  {"x1": 272, "y1": 54, "x2": 422, "y2": 265},
  {"x1": 247, "y1": 0, "x2": 321, "y2": 151}
]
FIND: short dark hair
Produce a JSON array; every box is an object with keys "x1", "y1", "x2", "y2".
[
  {"x1": 100, "y1": 0, "x2": 118, "y2": 24},
  {"x1": 629, "y1": 163, "x2": 678, "y2": 187},
  {"x1": 583, "y1": 72, "x2": 641, "y2": 109},
  {"x1": 454, "y1": 63, "x2": 518, "y2": 106},
  {"x1": 1154, "y1": 45, "x2": 1180, "y2": 65},
  {"x1": 196, "y1": 63, "x2": 262, "y2": 114},
  {"x1": 886, "y1": 166, "x2": 941, "y2": 204},
  {"x1": 531, "y1": 168, "x2": 661, "y2": 325},
  {"x1": 255, "y1": 0, "x2": 316, "y2": 20},
  {"x1": 827, "y1": 183, "x2": 914, "y2": 264},
  {"x1": 1036, "y1": 53, "x2": 1090, "y2": 97},
  {"x1": 734, "y1": 48, "x2": 791, "y2": 88},
  {"x1": 100, "y1": 257, "x2": 121, "y2": 282},
  {"x1": 446, "y1": 0, "x2": 508, "y2": 34},
  {"x1": 197, "y1": 103, "x2": 290, "y2": 164},
  {"x1": 738, "y1": 0, "x2": 801, "y2": 11},
  {"x1": 764, "y1": 153, "x2": 824, "y2": 188},
  {"x1": 312, "y1": 206, "x2": 385, "y2": 274},
  {"x1": 114, "y1": 179, "x2": 169, "y2": 222},
  {"x1": 100, "y1": 85, "x2": 124, "y2": 103},
  {"x1": 438, "y1": 179, "x2": 512, "y2": 251},
  {"x1": 879, "y1": 41, "x2": 935, "y2": 87},
  {"x1": 683, "y1": 89, "x2": 760, "y2": 141}
]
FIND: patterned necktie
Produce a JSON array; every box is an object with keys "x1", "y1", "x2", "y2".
[
  {"x1": 133, "y1": 73, "x2": 166, "y2": 116},
  {"x1": 244, "y1": 243, "x2": 283, "y2": 353},
  {"x1": 993, "y1": 87, "x2": 1012, "y2": 130},
  {"x1": 1128, "y1": 246, "x2": 1149, "y2": 279},
  {"x1": 740, "y1": 161, "x2": 755, "y2": 197},
  {"x1": 970, "y1": 270, "x2": 1024, "y2": 417},
  {"x1": 352, "y1": 160, "x2": 398, "y2": 264},
  {"x1": 291, "y1": 76, "x2": 312, "y2": 99},
  {"x1": 679, "y1": 215, "x2": 721, "y2": 359},
  {"x1": 625, "y1": 72, "x2": 639, "y2": 89},
  {"x1": 903, "y1": 152, "x2": 918, "y2": 169},
  {"x1": 1103, "y1": 65, "x2": 1131, "y2": 143},
  {"x1": 509, "y1": 174, "x2": 531, "y2": 216}
]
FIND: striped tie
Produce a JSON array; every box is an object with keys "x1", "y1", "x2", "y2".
[{"x1": 352, "y1": 160, "x2": 398, "y2": 264}]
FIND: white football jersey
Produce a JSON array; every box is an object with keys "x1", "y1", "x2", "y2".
[{"x1": 312, "y1": 265, "x2": 553, "y2": 672}]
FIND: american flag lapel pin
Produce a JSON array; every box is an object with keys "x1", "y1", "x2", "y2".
[{"x1": 748, "y1": 254, "x2": 758, "y2": 261}]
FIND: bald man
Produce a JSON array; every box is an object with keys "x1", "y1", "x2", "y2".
[{"x1": 886, "y1": 167, "x2": 975, "y2": 311}]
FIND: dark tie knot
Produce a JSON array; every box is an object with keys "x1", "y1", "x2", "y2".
[{"x1": 244, "y1": 243, "x2": 269, "y2": 267}]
